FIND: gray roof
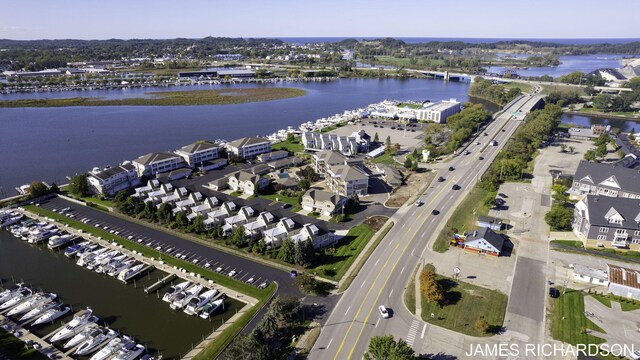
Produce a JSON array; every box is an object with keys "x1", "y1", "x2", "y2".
[
  {"x1": 177, "y1": 142, "x2": 218, "y2": 154},
  {"x1": 315, "y1": 150, "x2": 347, "y2": 165},
  {"x1": 583, "y1": 195, "x2": 640, "y2": 229},
  {"x1": 464, "y1": 227, "x2": 504, "y2": 251},
  {"x1": 329, "y1": 164, "x2": 368, "y2": 181},
  {"x1": 134, "y1": 152, "x2": 181, "y2": 165},
  {"x1": 268, "y1": 156, "x2": 305, "y2": 169},
  {"x1": 228, "y1": 137, "x2": 270, "y2": 148},
  {"x1": 259, "y1": 150, "x2": 289, "y2": 158},
  {"x1": 304, "y1": 189, "x2": 345, "y2": 206},
  {"x1": 574, "y1": 160, "x2": 640, "y2": 194},
  {"x1": 90, "y1": 166, "x2": 130, "y2": 181}
]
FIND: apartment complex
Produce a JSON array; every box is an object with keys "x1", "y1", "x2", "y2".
[
  {"x1": 573, "y1": 195, "x2": 640, "y2": 250},
  {"x1": 226, "y1": 137, "x2": 271, "y2": 159},
  {"x1": 302, "y1": 130, "x2": 370, "y2": 155},
  {"x1": 87, "y1": 162, "x2": 140, "y2": 196},
  {"x1": 132, "y1": 152, "x2": 186, "y2": 177},
  {"x1": 570, "y1": 160, "x2": 640, "y2": 199},
  {"x1": 174, "y1": 142, "x2": 220, "y2": 168}
]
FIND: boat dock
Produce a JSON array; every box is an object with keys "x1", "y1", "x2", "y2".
[
  {"x1": 144, "y1": 273, "x2": 177, "y2": 294},
  {"x1": 0, "y1": 314, "x2": 72, "y2": 360},
  {"x1": 121, "y1": 264, "x2": 155, "y2": 284}
]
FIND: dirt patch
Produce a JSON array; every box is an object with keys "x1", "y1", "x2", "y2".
[
  {"x1": 386, "y1": 171, "x2": 434, "y2": 208},
  {"x1": 364, "y1": 215, "x2": 389, "y2": 231}
]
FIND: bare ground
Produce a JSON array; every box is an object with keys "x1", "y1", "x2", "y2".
[{"x1": 385, "y1": 170, "x2": 434, "y2": 208}]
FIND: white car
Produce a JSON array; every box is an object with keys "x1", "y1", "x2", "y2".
[
  {"x1": 630, "y1": 350, "x2": 640, "y2": 360},
  {"x1": 378, "y1": 305, "x2": 390, "y2": 318},
  {"x1": 215, "y1": 267, "x2": 223, "y2": 273},
  {"x1": 247, "y1": 277, "x2": 255, "y2": 284},
  {"x1": 415, "y1": 200, "x2": 423, "y2": 207},
  {"x1": 228, "y1": 270, "x2": 237, "y2": 277}
]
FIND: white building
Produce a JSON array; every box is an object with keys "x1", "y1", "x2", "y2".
[
  {"x1": 608, "y1": 264, "x2": 640, "y2": 300},
  {"x1": 87, "y1": 162, "x2": 140, "y2": 196},
  {"x1": 227, "y1": 171, "x2": 270, "y2": 196},
  {"x1": 132, "y1": 152, "x2": 186, "y2": 177},
  {"x1": 571, "y1": 264, "x2": 609, "y2": 286},
  {"x1": 416, "y1": 99, "x2": 462, "y2": 123},
  {"x1": 174, "y1": 142, "x2": 219, "y2": 168},
  {"x1": 302, "y1": 131, "x2": 369, "y2": 156},
  {"x1": 226, "y1": 137, "x2": 271, "y2": 159}
]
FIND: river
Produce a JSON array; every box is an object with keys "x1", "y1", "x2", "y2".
[
  {"x1": 485, "y1": 53, "x2": 629, "y2": 77},
  {"x1": 0, "y1": 79, "x2": 471, "y2": 193},
  {"x1": 0, "y1": 229, "x2": 241, "y2": 359},
  {"x1": 561, "y1": 113, "x2": 640, "y2": 133}
]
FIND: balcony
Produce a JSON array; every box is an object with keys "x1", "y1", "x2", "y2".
[{"x1": 612, "y1": 234, "x2": 630, "y2": 248}]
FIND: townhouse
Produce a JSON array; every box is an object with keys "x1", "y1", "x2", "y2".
[
  {"x1": 573, "y1": 195, "x2": 640, "y2": 250},
  {"x1": 227, "y1": 171, "x2": 270, "y2": 196},
  {"x1": 569, "y1": 160, "x2": 640, "y2": 199},
  {"x1": 302, "y1": 131, "x2": 369, "y2": 156},
  {"x1": 226, "y1": 137, "x2": 271, "y2": 159},
  {"x1": 87, "y1": 162, "x2": 140, "y2": 196},
  {"x1": 132, "y1": 152, "x2": 186, "y2": 177},
  {"x1": 301, "y1": 189, "x2": 347, "y2": 216}
]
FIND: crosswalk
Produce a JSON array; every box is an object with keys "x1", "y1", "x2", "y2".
[{"x1": 406, "y1": 320, "x2": 420, "y2": 347}]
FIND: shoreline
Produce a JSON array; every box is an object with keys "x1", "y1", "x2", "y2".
[{"x1": 564, "y1": 110, "x2": 640, "y2": 121}]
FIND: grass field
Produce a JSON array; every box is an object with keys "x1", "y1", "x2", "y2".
[
  {"x1": 503, "y1": 82, "x2": 534, "y2": 94},
  {"x1": 590, "y1": 292, "x2": 612, "y2": 308},
  {"x1": 550, "y1": 290, "x2": 605, "y2": 345},
  {"x1": 550, "y1": 240, "x2": 584, "y2": 249},
  {"x1": 0, "y1": 88, "x2": 306, "y2": 107},
  {"x1": 539, "y1": 84, "x2": 586, "y2": 96},
  {"x1": 420, "y1": 269, "x2": 508, "y2": 337},
  {"x1": 404, "y1": 266, "x2": 417, "y2": 314},
  {"x1": 310, "y1": 223, "x2": 375, "y2": 281},
  {"x1": 369, "y1": 151, "x2": 398, "y2": 166},
  {"x1": 432, "y1": 185, "x2": 491, "y2": 253},
  {"x1": 253, "y1": 191, "x2": 301, "y2": 212},
  {"x1": 578, "y1": 108, "x2": 640, "y2": 117},
  {"x1": 271, "y1": 137, "x2": 304, "y2": 153},
  {"x1": 0, "y1": 328, "x2": 47, "y2": 360}
]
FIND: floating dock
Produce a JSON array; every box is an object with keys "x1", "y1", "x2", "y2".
[{"x1": 144, "y1": 273, "x2": 177, "y2": 294}]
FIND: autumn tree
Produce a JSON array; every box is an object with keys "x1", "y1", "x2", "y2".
[{"x1": 420, "y1": 267, "x2": 444, "y2": 305}]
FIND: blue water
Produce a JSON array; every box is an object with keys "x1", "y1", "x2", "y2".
[
  {"x1": 278, "y1": 37, "x2": 640, "y2": 45},
  {"x1": 485, "y1": 54, "x2": 629, "y2": 78},
  {"x1": 0, "y1": 79, "x2": 470, "y2": 193},
  {"x1": 562, "y1": 113, "x2": 640, "y2": 133}
]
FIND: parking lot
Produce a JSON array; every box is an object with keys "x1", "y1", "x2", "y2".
[{"x1": 328, "y1": 120, "x2": 425, "y2": 150}]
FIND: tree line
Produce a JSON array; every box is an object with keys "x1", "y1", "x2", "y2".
[
  {"x1": 423, "y1": 102, "x2": 492, "y2": 156},
  {"x1": 468, "y1": 77, "x2": 522, "y2": 106}
]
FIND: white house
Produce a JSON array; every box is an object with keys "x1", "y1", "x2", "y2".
[
  {"x1": 326, "y1": 164, "x2": 369, "y2": 196},
  {"x1": 227, "y1": 171, "x2": 270, "y2": 195},
  {"x1": 301, "y1": 189, "x2": 347, "y2": 216},
  {"x1": 226, "y1": 137, "x2": 271, "y2": 159},
  {"x1": 87, "y1": 162, "x2": 140, "y2": 196},
  {"x1": 174, "y1": 142, "x2": 220, "y2": 168},
  {"x1": 571, "y1": 264, "x2": 609, "y2": 286},
  {"x1": 133, "y1": 152, "x2": 186, "y2": 177}
]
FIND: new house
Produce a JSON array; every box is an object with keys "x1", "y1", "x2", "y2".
[
  {"x1": 132, "y1": 152, "x2": 186, "y2": 177},
  {"x1": 227, "y1": 171, "x2": 270, "y2": 196},
  {"x1": 174, "y1": 142, "x2": 220, "y2": 169},
  {"x1": 301, "y1": 189, "x2": 347, "y2": 216},
  {"x1": 226, "y1": 137, "x2": 271, "y2": 159},
  {"x1": 302, "y1": 131, "x2": 369, "y2": 155},
  {"x1": 569, "y1": 160, "x2": 640, "y2": 199},
  {"x1": 326, "y1": 164, "x2": 369, "y2": 197},
  {"x1": 257, "y1": 150, "x2": 289, "y2": 162},
  {"x1": 573, "y1": 195, "x2": 640, "y2": 250},
  {"x1": 87, "y1": 162, "x2": 140, "y2": 196}
]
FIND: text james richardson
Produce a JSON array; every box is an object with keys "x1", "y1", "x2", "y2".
[{"x1": 466, "y1": 343, "x2": 635, "y2": 357}]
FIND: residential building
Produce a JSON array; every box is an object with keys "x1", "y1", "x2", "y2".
[
  {"x1": 132, "y1": 152, "x2": 185, "y2": 177},
  {"x1": 301, "y1": 189, "x2": 347, "y2": 216},
  {"x1": 607, "y1": 264, "x2": 640, "y2": 300},
  {"x1": 415, "y1": 99, "x2": 462, "y2": 123},
  {"x1": 571, "y1": 264, "x2": 609, "y2": 286},
  {"x1": 257, "y1": 150, "x2": 289, "y2": 162},
  {"x1": 572, "y1": 195, "x2": 640, "y2": 250},
  {"x1": 375, "y1": 165, "x2": 403, "y2": 189},
  {"x1": 302, "y1": 131, "x2": 369, "y2": 155},
  {"x1": 569, "y1": 160, "x2": 640, "y2": 199},
  {"x1": 268, "y1": 156, "x2": 305, "y2": 170},
  {"x1": 326, "y1": 164, "x2": 369, "y2": 196},
  {"x1": 462, "y1": 227, "x2": 504, "y2": 256},
  {"x1": 226, "y1": 137, "x2": 271, "y2": 159},
  {"x1": 227, "y1": 171, "x2": 270, "y2": 195},
  {"x1": 87, "y1": 162, "x2": 140, "y2": 196},
  {"x1": 174, "y1": 142, "x2": 219, "y2": 168},
  {"x1": 207, "y1": 178, "x2": 229, "y2": 191},
  {"x1": 312, "y1": 150, "x2": 362, "y2": 174}
]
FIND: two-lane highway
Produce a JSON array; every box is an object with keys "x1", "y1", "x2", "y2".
[{"x1": 310, "y1": 94, "x2": 544, "y2": 359}]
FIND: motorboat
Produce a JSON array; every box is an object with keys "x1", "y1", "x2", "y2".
[
  {"x1": 118, "y1": 264, "x2": 144, "y2": 283},
  {"x1": 48, "y1": 234, "x2": 77, "y2": 249},
  {"x1": 170, "y1": 283, "x2": 203, "y2": 310},
  {"x1": 96, "y1": 254, "x2": 126, "y2": 273},
  {"x1": 50, "y1": 308, "x2": 98, "y2": 342},
  {"x1": 162, "y1": 280, "x2": 191, "y2": 303},
  {"x1": 64, "y1": 324, "x2": 100, "y2": 349},
  {"x1": 0, "y1": 288, "x2": 33, "y2": 310},
  {"x1": 113, "y1": 343, "x2": 145, "y2": 360},
  {"x1": 28, "y1": 227, "x2": 59, "y2": 244},
  {"x1": 77, "y1": 247, "x2": 107, "y2": 266},
  {"x1": 64, "y1": 241, "x2": 92, "y2": 257},
  {"x1": 7, "y1": 292, "x2": 57, "y2": 316},
  {"x1": 1, "y1": 214, "x2": 23, "y2": 228},
  {"x1": 107, "y1": 259, "x2": 135, "y2": 277},
  {"x1": 184, "y1": 288, "x2": 218, "y2": 316},
  {"x1": 199, "y1": 298, "x2": 225, "y2": 319},
  {"x1": 0, "y1": 283, "x2": 24, "y2": 304},
  {"x1": 19, "y1": 299, "x2": 61, "y2": 322},
  {"x1": 32, "y1": 306, "x2": 70, "y2": 326},
  {"x1": 75, "y1": 328, "x2": 118, "y2": 356},
  {"x1": 90, "y1": 336, "x2": 134, "y2": 360}
]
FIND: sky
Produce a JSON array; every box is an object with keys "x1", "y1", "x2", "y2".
[{"x1": 2, "y1": 0, "x2": 639, "y2": 40}]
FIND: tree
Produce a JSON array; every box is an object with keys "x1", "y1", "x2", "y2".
[
  {"x1": 28, "y1": 181, "x2": 48, "y2": 198},
  {"x1": 475, "y1": 316, "x2": 490, "y2": 333},
  {"x1": 544, "y1": 206, "x2": 574, "y2": 231},
  {"x1": 114, "y1": 190, "x2": 129, "y2": 204},
  {"x1": 373, "y1": 132, "x2": 379, "y2": 143},
  {"x1": 294, "y1": 240, "x2": 304, "y2": 266},
  {"x1": 191, "y1": 214, "x2": 206, "y2": 234},
  {"x1": 420, "y1": 267, "x2": 444, "y2": 305},
  {"x1": 569, "y1": 146, "x2": 575, "y2": 153},
  {"x1": 593, "y1": 94, "x2": 611, "y2": 111},
  {"x1": 69, "y1": 174, "x2": 91, "y2": 197},
  {"x1": 364, "y1": 335, "x2": 415, "y2": 360},
  {"x1": 297, "y1": 179, "x2": 311, "y2": 191},
  {"x1": 253, "y1": 239, "x2": 267, "y2": 254},
  {"x1": 286, "y1": 132, "x2": 296, "y2": 143},
  {"x1": 294, "y1": 272, "x2": 321, "y2": 294},
  {"x1": 278, "y1": 237, "x2": 295, "y2": 263},
  {"x1": 141, "y1": 201, "x2": 157, "y2": 222},
  {"x1": 49, "y1": 183, "x2": 60, "y2": 194},
  {"x1": 175, "y1": 211, "x2": 188, "y2": 228},
  {"x1": 385, "y1": 135, "x2": 391, "y2": 148},
  {"x1": 404, "y1": 157, "x2": 413, "y2": 169},
  {"x1": 230, "y1": 226, "x2": 246, "y2": 247},
  {"x1": 583, "y1": 149, "x2": 597, "y2": 161},
  {"x1": 483, "y1": 192, "x2": 497, "y2": 208},
  {"x1": 595, "y1": 144, "x2": 607, "y2": 158},
  {"x1": 301, "y1": 238, "x2": 315, "y2": 267},
  {"x1": 560, "y1": 144, "x2": 567, "y2": 152},
  {"x1": 157, "y1": 203, "x2": 173, "y2": 224}
]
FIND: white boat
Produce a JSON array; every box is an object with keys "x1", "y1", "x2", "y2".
[
  {"x1": 28, "y1": 227, "x2": 59, "y2": 243},
  {"x1": 50, "y1": 308, "x2": 98, "y2": 342},
  {"x1": 118, "y1": 264, "x2": 144, "y2": 283},
  {"x1": 63, "y1": 323, "x2": 100, "y2": 349},
  {"x1": 162, "y1": 280, "x2": 191, "y2": 303},
  {"x1": 199, "y1": 298, "x2": 225, "y2": 319},
  {"x1": 77, "y1": 247, "x2": 107, "y2": 266},
  {"x1": 32, "y1": 306, "x2": 71, "y2": 326},
  {"x1": 107, "y1": 259, "x2": 135, "y2": 277},
  {"x1": 96, "y1": 254, "x2": 126, "y2": 273},
  {"x1": 90, "y1": 336, "x2": 134, "y2": 360},
  {"x1": 48, "y1": 234, "x2": 77, "y2": 249},
  {"x1": 113, "y1": 343, "x2": 145, "y2": 360},
  {"x1": 1, "y1": 214, "x2": 23, "y2": 228},
  {"x1": 170, "y1": 284, "x2": 202, "y2": 310},
  {"x1": 0, "y1": 288, "x2": 33, "y2": 310},
  {"x1": 7, "y1": 292, "x2": 56, "y2": 316},
  {"x1": 75, "y1": 328, "x2": 118, "y2": 356},
  {"x1": 19, "y1": 299, "x2": 61, "y2": 322},
  {"x1": 64, "y1": 241, "x2": 92, "y2": 257},
  {"x1": 184, "y1": 288, "x2": 218, "y2": 316},
  {"x1": 0, "y1": 283, "x2": 24, "y2": 304}
]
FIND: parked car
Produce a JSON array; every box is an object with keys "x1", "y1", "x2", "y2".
[
  {"x1": 378, "y1": 305, "x2": 390, "y2": 319},
  {"x1": 549, "y1": 287, "x2": 560, "y2": 298},
  {"x1": 479, "y1": 156, "x2": 484, "y2": 160}
]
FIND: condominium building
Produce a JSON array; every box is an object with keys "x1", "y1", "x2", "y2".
[
  {"x1": 226, "y1": 137, "x2": 271, "y2": 159},
  {"x1": 570, "y1": 160, "x2": 640, "y2": 199},
  {"x1": 132, "y1": 152, "x2": 186, "y2": 177},
  {"x1": 87, "y1": 162, "x2": 140, "y2": 196},
  {"x1": 573, "y1": 195, "x2": 640, "y2": 250},
  {"x1": 174, "y1": 142, "x2": 219, "y2": 168}
]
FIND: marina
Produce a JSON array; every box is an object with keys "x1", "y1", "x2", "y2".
[{"x1": 0, "y1": 211, "x2": 243, "y2": 359}]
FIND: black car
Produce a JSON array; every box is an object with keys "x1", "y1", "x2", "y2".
[
  {"x1": 432, "y1": 209, "x2": 440, "y2": 215},
  {"x1": 437, "y1": 176, "x2": 445, "y2": 182},
  {"x1": 478, "y1": 156, "x2": 484, "y2": 160},
  {"x1": 452, "y1": 184, "x2": 460, "y2": 190},
  {"x1": 549, "y1": 287, "x2": 560, "y2": 298},
  {"x1": 448, "y1": 166, "x2": 455, "y2": 171}
]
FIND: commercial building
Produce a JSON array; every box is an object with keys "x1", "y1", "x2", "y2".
[
  {"x1": 226, "y1": 137, "x2": 272, "y2": 159},
  {"x1": 608, "y1": 264, "x2": 640, "y2": 300},
  {"x1": 462, "y1": 227, "x2": 504, "y2": 256},
  {"x1": 569, "y1": 160, "x2": 640, "y2": 199},
  {"x1": 416, "y1": 99, "x2": 462, "y2": 123},
  {"x1": 174, "y1": 142, "x2": 220, "y2": 168},
  {"x1": 87, "y1": 162, "x2": 140, "y2": 196},
  {"x1": 573, "y1": 195, "x2": 640, "y2": 250},
  {"x1": 132, "y1": 152, "x2": 186, "y2": 177},
  {"x1": 571, "y1": 264, "x2": 609, "y2": 286}
]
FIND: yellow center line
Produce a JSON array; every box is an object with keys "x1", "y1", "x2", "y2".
[{"x1": 331, "y1": 173, "x2": 453, "y2": 360}]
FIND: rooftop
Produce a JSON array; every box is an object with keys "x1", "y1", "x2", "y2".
[{"x1": 134, "y1": 152, "x2": 181, "y2": 165}]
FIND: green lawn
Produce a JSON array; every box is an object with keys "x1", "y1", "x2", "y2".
[
  {"x1": 589, "y1": 293, "x2": 612, "y2": 308},
  {"x1": 369, "y1": 151, "x2": 398, "y2": 166},
  {"x1": 503, "y1": 82, "x2": 534, "y2": 94},
  {"x1": 539, "y1": 84, "x2": 586, "y2": 96},
  {"x1": 589, "y1": 292, "x2": 640, "y2": 312},
  {"x1": 433, "y1": 185, "x2": 491, "y2": 253},
  {"x1": 397, "y1": 102, "x2": 422, "y2": 109},
  {"x1": 420, "y1": 270, "x2": 508, "y2": 337},
  {"x1": 550, "y1": 240, "x2": 584, "y2": 249},
  {"x1": 577, "y1": 108, "x2": 640, "y2": 117},
  {"x1": 309, "y1": 223, "x2": 375, "y2": 281},
  {"x1": 271, "y1": 137, "x2": 304, "y2": 153},
  {"x1": 0, "y1": 328, "x2": 48, "y2": 360},
  {"x1": 550, "y1": 290, "x2": 605, "y2": 345},
  {"x1": 404, "y1": 266, "x2": 417, "y2": 315},
  {"x1": 620, "y1": 300, "x2": 640, "y2": 312},
  {"x1": 253, "y1": 192, "x2": 301, "y2": 212}
]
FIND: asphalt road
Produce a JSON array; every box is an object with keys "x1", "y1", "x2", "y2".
[{"x1": 310, "y1": 94, "x2": 545, "y2": 359}]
